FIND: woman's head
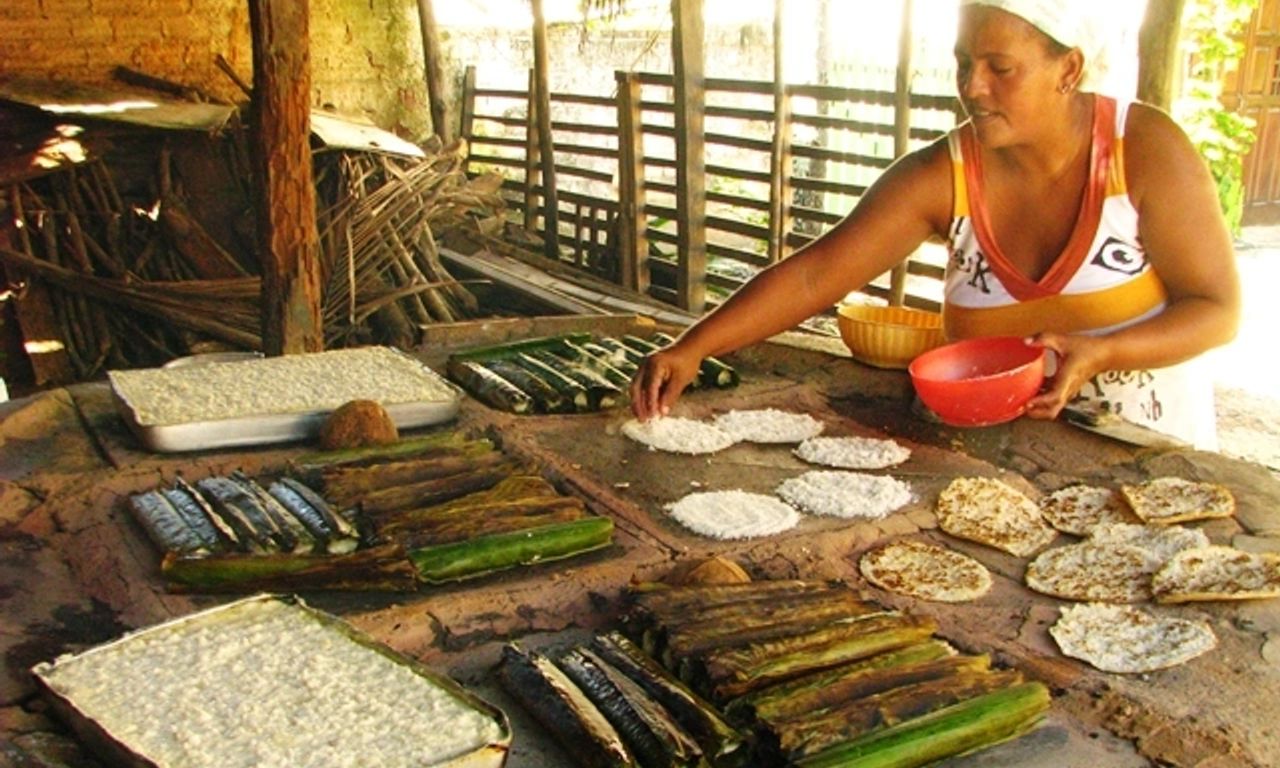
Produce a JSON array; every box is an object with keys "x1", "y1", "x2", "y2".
[
  {"x1": 958, "y1": 0, "x2": 1109, "y2": 89},
  {"x1": 954, "y1": 2, "x2": 1090, "y2": 146}
]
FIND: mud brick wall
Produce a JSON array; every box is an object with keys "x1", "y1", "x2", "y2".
[{"x1": 0, "y1": 0, "x2": 434, "y2": 139}]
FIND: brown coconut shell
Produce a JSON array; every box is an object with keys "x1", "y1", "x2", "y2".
[{"x1": 318, "y1": 399, "x2": 399, "y2": 450}]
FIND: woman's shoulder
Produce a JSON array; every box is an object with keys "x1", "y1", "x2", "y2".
[{"x1": 1120, "y1": 100, "x2": 1208, "y2": 200}]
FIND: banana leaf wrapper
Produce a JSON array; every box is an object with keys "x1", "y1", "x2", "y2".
[
  {"x1": 352, "y1": 460, "x2": 520, "y2": 516},
  {"x1": 591, "y1": 632, "x2": 747, "y2": 766},
  {"x1": 448, "y1": 358, "x2": 536, "y2": 414},
  {"x1": 699, "y1": 613, "x2": 939, "y2": 701},
  {"x1": 755, "y1": 654, "x2": 993, "y2": 732},
  {"x1": 374, "y1": 474, "x2": 561, "y2": 532},
  {"x1": 774, "y1": 668, "x2": 1024, "y2": 761},
  {"x1": 656, "y1": 591, "x2": 884, "y2": 663},
  {"x1": 396, "y1": 497, "x2": 589, "y2": 547},
  {"x1": 627, "y1": 580, "x2": 836, "y2": 625},
  {"x1": 317, "y1": 441, "x2": 502, "y2": 500},
  {"x1": 792, "y1": 681, "x2": 1051, "y2": 768},
  {"x1": 160, "y1": 542, "x2": 418, "y2": 592},
  {"x1": 450, "y1": 333, "x2": 593, "y2": 362},
  {"x1": 410, "y1": 516, "x2": 614, "y2": 583},
  {"x1": 290, "y1": 432, "x2": 492, "y2": 478},
  {"x1": 498, "y1": 643, "x2": 637, "y2": 768},
  {"x1": 560, "y1": 647, "x2": 706, "y2": 768},
  {"x1": 480, "y1": 357, "x2": 574, "y2": 414},
  {"x1": 724, "y1": 640, "x2": 956, "y2": 726}
]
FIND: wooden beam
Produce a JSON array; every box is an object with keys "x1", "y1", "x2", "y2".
[
  {"x1": 767, "y1": 0, "x2": 794, "y2": 265},
  {"x1": 531, "y1": 0, "x2": 561, "y2": 262},
  {"x1": 888, "y1": 0, "x2": 914, "y2": 306},
  {"x1": 671, "y1": 0, "x2": 707, "y2": 313},
  {"x1": 248, "y1": 0, "x2": 323, "y2": 355},
  {"x1": 416, "y1": 0, "x2": 451, "y2": 141},
  {"x1": 615, "y1": 71, "x2": 649, "y2": 293},
  {"x1": 1138, "y1": 0, "x2": 1187, "y2": 110}
]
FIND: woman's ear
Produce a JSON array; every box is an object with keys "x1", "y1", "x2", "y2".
[{"x1": 1061, "y1": 47, "x2": 1086, "y2": 92}]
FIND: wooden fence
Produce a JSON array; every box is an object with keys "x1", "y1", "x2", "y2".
[{"x1": 460, "y1": 66, "x2": 962, "y2": 315}]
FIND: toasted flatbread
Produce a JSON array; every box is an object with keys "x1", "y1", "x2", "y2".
[
  {"x1": 793, "y1": 436, "x2": 911, "y2": 469},
  {"x1": 1088, "y1": 522, "x2": 1209, "y2": 563},
  {"x1": 1039, "y1": 485, "x2": 1137, "y2": 536},
  {"x1": 1025, "y1": 540, "x2": 1163, "y2": 603},
  {"x1": 665, "y1": 490, "x2": 800, "y2": 540},
  {"x1": 1120, "y1": 477, "x2": 1234, "y2": 525},
  {"x1": 1152, "y1": 545, "x2": 1280, "y2": 603},
  {"x1": 621, "y1": 417, "x2": 736, "y2": 455},
  {"x1": 775, "y1": 470, "x2": 913, "y2": 520},
  {"x1": 859, "y1": 539, "x2": 992, "y2": 603},
  {"x1": 712, "y1": 409, "x2": 824, "y2": 444},
  {"x1": 935, "y1": 477, "x2": 1056, "y2": 558},
  {"x1": 1049, "y1": 603, "x2": 1217, "y2": 674}
]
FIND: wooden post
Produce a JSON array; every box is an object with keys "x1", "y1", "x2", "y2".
[
  {"x1": 459, "y1": 65, "x2": 477, "y2": 146},
  {"x1": 887, "y1": 0, "x2": 914, "y2": 306},
  {"x1": 616, "y1": 70, "x2": 648, "y2": 293},
  {"x1": 416, "y1": 0, "x2": 451, "y2": 141},
  {"x1": 1138, "y1": 0, "x2": 1187, "y2": 110},
  {"x1": 767, "y1": 0, "x2": 793, "y2": 264},
  {"x1": 671, "y1": 0, "x2": 707, "y2": 313},
  {"x1": 531, "y1": 0, "x2": 561, "y2": 262},
  {"x1": 248, "y1": 0, "x2": 323, "y2": 355},
  {"x1": 523, "y1": 68, "x2": 540, "y2": 232}
]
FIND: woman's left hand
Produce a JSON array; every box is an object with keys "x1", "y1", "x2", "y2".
[{"x1": 1021, "y1": 332, "x2": 1111, "y2": 420}]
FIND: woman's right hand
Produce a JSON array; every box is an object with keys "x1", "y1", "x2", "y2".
[{"x1": 629, "y1": 343, "x2": 704, "y2": 421}]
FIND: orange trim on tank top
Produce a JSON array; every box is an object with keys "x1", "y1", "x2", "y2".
[{"x1": 960, "y1": 95, "x2": 1116, "y2": 301}]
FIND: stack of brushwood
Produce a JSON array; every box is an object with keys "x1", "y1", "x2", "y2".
[
  {"x1": 448, "y1": 331, "x2": 738, "y2": 415},
  {"x1": 127, "y1": 432, "x2": 613, "y2": 591},
  {"x1": 501, "y1": 579, "x2": 1050, "y2": 768},
  {"x1": 0, "y1": 119, "x2": 500, "y2": 384}
]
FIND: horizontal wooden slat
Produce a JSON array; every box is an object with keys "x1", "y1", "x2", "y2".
[
  {"x1": 790, "y1": 176, "x2": 869, "y2": 196},
  {"x1": 706, "y1": 240, "x2": 769, "y2": 268},
  {"x1": 705, "y1": 131, "x2": 772, "y2": 153},
  {"x1": 790, "y1": 144, "x2": 894, "y2": 169},
  {"x1": 706, "y1": 190, "x2": 769, "y2": 212},
  {"x1": 707, "y1": 163, "x2": 770, "y2": 184},
  {"x1": 706, "y1": 214, "x2": 769, "y2": 241}
]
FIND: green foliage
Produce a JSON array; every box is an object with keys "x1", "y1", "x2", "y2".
[{"x1": 1174, "y1": 0, "x2": 1259, "y2": 234}]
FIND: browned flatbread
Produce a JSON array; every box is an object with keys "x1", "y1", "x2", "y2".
[
  {"x1": 1152, "y1": 545, "x2": 1280, "y2": 603},
  {"x1": 1039, "y1": 485, "x2": 1137, "y2": 536},
  {"x1": 1025, "y1": 540, "x2": 1163, "y2": 603},
  {"x1": 1120, "y1": 477, "x2": 1234, "y2": 525},
  {"x1": 859, "y1": 539, "x2": 992, "y2": 603},
  {"x1": 1050, "y1": 603, "x2": 1217, "y2": 673},
  {"x1": 935, "y1": 477, "x2": 1056, "y2": 558}
]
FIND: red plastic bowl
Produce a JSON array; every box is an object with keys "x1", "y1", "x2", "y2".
[{"x1": 907, "y1": 336, "x2": 1046, "y2": 427}]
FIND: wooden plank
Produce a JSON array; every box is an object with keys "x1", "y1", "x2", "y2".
[
  {"x1": 531, "y1": 0, "x2": 561, "y2": 262},
  {"x1": 523, "y1": 69, "x2": 540, "y2": 232},
  {"x1": 616, "y1": 71, "x2": 649, "y2": 293},
  {"x1": 247, "y1": 0, "x2": 323, "y2": 356},
  {"x1": 769, "y1": 0, "x2": 793, "y2": 264},
  {"x1": 672, "y1": 0, "x2": 707, "y2": 313},
  {"x1": 1138, "y1": 0, "x2": 1187, "y2": 109},
  {"x1": 416, "y1": 0, "x2": 450, "y2": 141},
  {"x1": 460, "y1": 65, "x2": 477, "y2": 147},
  {"x1": 888, "y1": 0, "x2": 914, "y2": 306}
]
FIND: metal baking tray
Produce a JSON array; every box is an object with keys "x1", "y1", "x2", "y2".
[
  {"x1": 110, "y1": 349, "x2": 464, "y2": 453},
  {"x1": 32, "y1": 594, "x2": 511, "y2": 768}
]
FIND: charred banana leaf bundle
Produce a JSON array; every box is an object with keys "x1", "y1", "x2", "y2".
[
  {"x1": 624, "y1": 579, "x2": 1049, "y2": 767},
  {"x1": 447, "y1": 332, "x2": 738, "y2": 414},
  {"x1": 128, "y1": 472, "x2": 416, "y2": 591},
  {"x1": 499, "y1": 637, "x2": 746, "y2": 768}
]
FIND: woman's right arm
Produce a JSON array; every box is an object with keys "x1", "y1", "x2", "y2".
[{"x1": 630, "y1": 139, "x2": 953, "y2": 419}]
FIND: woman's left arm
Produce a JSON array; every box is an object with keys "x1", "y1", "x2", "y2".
[{"x1": 1025, "y1": 103, "x2": 1241, "y2": 419}]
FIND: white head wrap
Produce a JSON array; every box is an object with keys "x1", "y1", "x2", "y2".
[{"x1": 959, "y1": 0, "x2": 1125, "y2": 93}]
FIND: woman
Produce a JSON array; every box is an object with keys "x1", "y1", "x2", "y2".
[{"x1": 630, "y1": 0, "x2": 1240, "y2": 448}]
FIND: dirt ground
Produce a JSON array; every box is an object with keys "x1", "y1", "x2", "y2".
[{"x1": 1213, "y1": 225, "x2": 1280, "y2": 474}]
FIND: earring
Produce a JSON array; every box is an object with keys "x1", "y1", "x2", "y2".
[{"x1": 1058, "y1": 83, "x2": 1071, "y2": 94}]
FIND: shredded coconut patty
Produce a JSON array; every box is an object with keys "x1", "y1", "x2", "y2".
[
  {"x1": 794, "y1": 436, "x2": 911, "y2": 469},
  {"x1": 35, "y1": 599, "x2": 503, "y2": 768},
  {"x1": 1049, "y1": 603, "x2": 1217, "y2": 674},
  {"x1": 775, "y1": 470, "x2": 913, "y2": 519},
  {"x1": 665, "y1": 490, "x2": 800, "y2": 539},
  {"x1": 621, "y1": 417, "x2": 736, "y2": 454},
  {"x1": 712, "y1": 409, "x2": 825, "y2": 443},
  {"x1": 110, "y1": 347, "x2": 455, "y2": 426}
]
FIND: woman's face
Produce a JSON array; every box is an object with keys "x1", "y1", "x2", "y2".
[{"x1": 954, "y1": 6, "x2": 1073, "y2": 148}]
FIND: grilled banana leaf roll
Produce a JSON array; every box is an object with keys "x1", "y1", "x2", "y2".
[
  {"x1": 560, "y1": 647, "x2": 707, "y2": 768},
  {"x1": 397, "y1": 497, "x2": 589, "y2": 548},
  {"x1": 375, "y1": 474, "x2": 564, "y2": 534},
  {"x1": 510, "y1": 352, "x2": 590, "y2": 410},
  {"x1": 724, "y1": 640, "x2": 957, "y2": 726},
  {"x1": 161, "y1": 482, "x2": 237, "y2": 551},
  {"x1": 524, "y1": 349, "x2": 618, "y2": 409},
  {"x1": 651, "y1": 332, "x2": 738, "y2": 388},
  {"x1": 591, "y1": 632, "x2": 746, "y2": 766},
  {"x1": 699, "y1": 613, "x2": 939, "y2": 701},
  {"x1": 161, "y1": 542, "x2": 418, "y2": 592},
  {"x1": 129, "y1": 490, "x2": 216, "y2": 556},
  {"x1": 579, "y1": 341, "x2": 640, "y2": 378},
  {"x1": 450, "y1": 332, "x2": 593, "y2": 362},
  {"x1": 351, "y1": 460, "x2": 520, "y2": 516},
  {"x1": 596, "y1": 337, "x2": 647, "y2": 368},
  {"x1": 193, "y1": 477, "x2": 279, "y2": 554},
  {"x1": 498, "y1": 643, "x2": 637, "y2": 768},
  {"x1": 290, "y1": 432, "x2": 491, "y2": 478},
  {"x1": 555, "y1": 340, "x2": 635, "y2": 389},
  {"x1": 448, "y1": 358, "x2": 535, "y2": 414},
  {"x1": 626, "y1": 581, "x2": 838, "y2": 637},
  {"x1": 620, "y1": 335, "x2": 702, "y2": 389},
  {"x1": 410, "y1": 516, "x2": 613, "y2": 583},
  {"x1": 267, "y1": 480, "x2": 360, "y2": 554},
  {"x1": 772, "y1": 667, "x2": 1023, "y2": 760},
  {"x1": 792, "y1": 681, "x2": 1051, "y2": 768},
  {"x1": 230, "y1": 471, "x2": 316, "y2": 553},
  {"x1": 480, "y1": 357, "x2": 572, "y2": 413}
]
